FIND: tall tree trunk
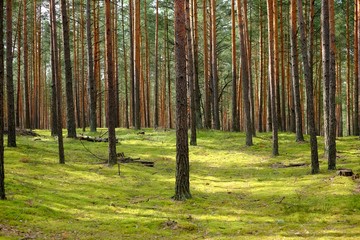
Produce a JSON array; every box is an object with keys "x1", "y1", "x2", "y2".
[
  {"x1": 154, "y1": 0, "x2": 159, "y2": 129},
  {"x1": 203, "y1": 0, "x2": 211, "y2": 129},
  {"x1": 165, "y1": 6, "x2": 172, "y2": 129},
  {"x1": 356, "y1": 0, "x2": 360, "y2": 136},
  {"x1": 16, "y1": 5, "x2": 22, "y2": 128},
  {"x1": 231, "y1": 0, "x2": 239, "y2": 132},
  {"x1": 6, "y1": 0, "x2": 16, "y2": 147},
  {"x1": 60, "y1": 0, "x2": 76, "y2": 138},
  {"x1": 86, "y1": 0, "x2": 96, "y2": 132},
  {"x1": 192, "y1": 0, "x2": 202, "y2": 129},
  {"x1": 186, "y1": 0, "x2": 197, "y2": 146},
  {"x1": 346, "y1": 0, "x2": 351, "y2": 136},
  {"x1": 328, "y1": 0, "x2": 337, "y2": 169},
  {"x1": 280, "y1": 0, "x2": 286, "y2": 131},
  {"x1": 322, "y1": 0, "x2": 330, "y2": 157},
  {"x1": 210, "y1": 0, "x2": 220, "y2": 129},
  {"x1": 0, "y1": 0, "x2": 5, "y2": 200},
  {"x1": 50, "y1": 0, "x2": 65, "y2": 164},
  {"x1": 237, "y1": 0, "x2": 253, "y2": 146},
  {"x1": 105, "y1": 0, "x2": 117, "y2": 166},
  {"x1": 297, "y1": 0, "x2": 319, "y2": 174},
  {"x1": 121, "y1": 0, "x2": 129, "y2": 129},
  {"x1": 23, "y1": 0, "x2": 31, "y2": 130},
  {"x1": 134, "y1": 0, "x2": 141, "y2": 130},
  {"x1": 174, "y1": 0, "x2": 191, "y2": 201},
  {"x1": 267, "y1": 0, "x2": 279, "y2": 156},
  {"x1": 290, "y1": 0, "x2": 304, "y2": 142}
]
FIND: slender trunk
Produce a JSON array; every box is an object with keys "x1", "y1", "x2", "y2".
[
  {"x1": 297, "y1": 0, "x2": 319, "y2": 174},
  {"x1": 154, "y1": 0, "x2": 159, "y2": 129},
  {"x1": 121, "y1": 0, "x2": 129, "y2": 129},
  {"x1": 105, "y1": 0, "x2": 117, "y2": 165},
  {"x1": 210, "y1": 0, "x2": 220, "y2": 129},
  {"x1": 86, "y1": 0, "x2": 96, "y2": 132},
  {"x1": 203, "y1": 0, "x2": 211, "y2": 129},
  {"x1": 238, "y1": 0, "x2": 253, "y2": 146},
  {"x1": 328, "y1": 0, "x2": 337, "y2": 169},
  {"x1": 50, "y1": 0, "x2": 65, "y2": 164},
  {"x1": 134, "y1": 0, "x2": 141, "y2": 129},
  {"x1": 60, "y1": 0, "x2": 76, "y2": 138},
  {"x1": 290, "y1": 0, "x2": 304, "y2": 142},
  {"x1": 322, "y1": 0, "x2": 330, "y2": 157},
  {"x1": 267, "y1": 0, "x2": 279, "y2": 155},
  {"x1": 346, "y1": 0, "x2": 351, "y2": 135},
  {"x1": 231, "y1": 0, "x2": 239, "y2": 132},
  {"x1": 186, "y1": 0, "x2": 197, "y2": 145}
]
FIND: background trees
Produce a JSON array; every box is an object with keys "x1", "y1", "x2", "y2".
[{"x1": 0, "y1": 0, "x2": 358, "y2": 164}]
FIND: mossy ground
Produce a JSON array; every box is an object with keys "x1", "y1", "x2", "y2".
[{"x1": 1, "y1": 129, "x2": 359, "y2": 239}]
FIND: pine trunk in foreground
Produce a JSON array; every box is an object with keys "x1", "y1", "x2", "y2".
[
  {"x1": 105, "y1": 0, "x2": 117, "y2": 166},
  {"x1": 0, "y1": 0, "x2": 5, "y2": 200},
  {"x1": 6, "y1": 0, "x2": 16, "y2": 147},
  {"x1": 174, "y1": 0, "x2": 191, "y2": 201}
]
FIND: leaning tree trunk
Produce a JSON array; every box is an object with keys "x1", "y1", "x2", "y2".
[{"x1": 174, "y1": 0, "x2": 191, "y2": 201}]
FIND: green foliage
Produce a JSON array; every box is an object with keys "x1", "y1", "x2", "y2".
[{"x1": 1, "y1": 129, "x2": 359, "y2": 239}]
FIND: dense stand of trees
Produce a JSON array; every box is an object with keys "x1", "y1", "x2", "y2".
[{"x1": 1, "y1": 1, "x2": 360, "y2": 200}]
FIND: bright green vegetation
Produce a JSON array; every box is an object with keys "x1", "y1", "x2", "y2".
[{"x1": 1, "y1": 129, "x2": 359, "y2": 239}]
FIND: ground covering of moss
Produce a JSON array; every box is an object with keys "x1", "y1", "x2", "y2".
[{"x1": 1, "y1": 128, "x2": 359, "y2": 239}]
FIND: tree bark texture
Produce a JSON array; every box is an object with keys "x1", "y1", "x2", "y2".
[
  {"x1": 0, "y1": 0, "x2": 5, "y2": 200},
  {"x1": 105, "y1": 0, "x2": 117, "y2": 165},
  {"x1": 174, "y1": 0, "x2": 191, "y2": 201},
  {"x1": 60, "y1": 0, "x2": 76, "y2": 138}
]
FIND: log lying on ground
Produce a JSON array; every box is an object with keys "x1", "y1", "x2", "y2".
[
  {"x1": 117, "y1": 152, "x2": 154, "y2": 167},
  {"x1": 78, "y1": 135, "x2": 118, "y2": 143},
  {"x1": 337, "y1": 169, "x2": 354, "y2": 177},
  {"x1": 271, "y1": 162, "x2": 308, "y2": 168}
]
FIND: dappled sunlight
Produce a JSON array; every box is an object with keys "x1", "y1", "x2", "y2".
[{"x1": 1, "y1": 129, "x2": 360, "y2": 239}]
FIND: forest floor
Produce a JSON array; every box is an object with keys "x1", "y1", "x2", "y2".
[{"x1": 1, "y1": 128, "x2": 360, "y2": 239}]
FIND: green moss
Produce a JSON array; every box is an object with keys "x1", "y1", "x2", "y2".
[{"x1": 1, "y1": 129, "x2": 359, "y2": 239}]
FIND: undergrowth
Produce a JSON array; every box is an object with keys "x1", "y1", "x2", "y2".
[{"x1": 1, "y1": 128, "x2": 359, "y2": 239}]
